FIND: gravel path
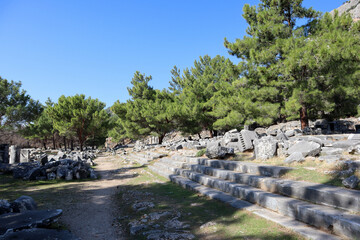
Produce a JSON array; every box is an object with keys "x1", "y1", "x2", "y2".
[{"x1": 60, "y1": 156, "x2": 126, "y2": 240}]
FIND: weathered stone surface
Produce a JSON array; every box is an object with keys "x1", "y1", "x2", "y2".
[
  {"x1": 9, "y1": 146, "x2": 18, "y2": 164},
  {"x1": 12, "y1": 162, "x2": 40, "y2": 179},
  {"x1": 253, "y1": 136, "x2": 277, "y2": 160},
  {"x1": 10, "y1": 196, "x2": 37, "y2": 213},
  {"x1": 332, "y1": 140, "x2": 360, "y2": 149},
  {"x1": 0, "y1": 200, "x2": 11, "y2": 215},
  {"x1": 276, "y1": 131, "x2": 288, "y2": 141},
  {"x1": 0, "y1": 228, "x2": 79, "y2": 240},
  {"x1": 19, "y1": 149, "x2": 31, "y2": 163},
  {"x1": 287, "y1": 141, "x2": 321, "y2": 157},
  {"x1": 321, "y1": 147, "x2": 343, "y2": 156},
  {"x1": 343, "y1": 175, "x2": 360, "y2": 189},
  {"x1": 285, "y1": 130, "x2": 295, "y2": 138},
  {"x1": 318, "y1": 155, "x2": 341, "y2": 164},
  {"x1": 205, "y1": 143, "x2": 234, "y2": 159},
  {"x1": 39, "y1": 154, "x2": 48, "y2": 166},
  {"x1": 131, "y1": 202, "x2": 155, "y2": 212},
  {"x1": 0, "y1": 209, "x2": 62, "y2": 235},
  {"x1": 284, "y1": 152, "x2": 304, "y2": 164},
  {"x1": 65, "y1": 169, "x2": 74, "y2": 181}
]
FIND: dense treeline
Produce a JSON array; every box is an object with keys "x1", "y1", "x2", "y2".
[
  {"x1": 110, "y1": 0, "x2": 360, "y2": 143},
  {"x1": 1, "y1": 0, "x2": 360, "y2": 148}
]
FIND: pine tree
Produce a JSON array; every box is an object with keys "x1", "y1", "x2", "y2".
[
  {"x1": 47, "y1": 94, "x2": 110, "y2": 150},
  {"x1": 112, "y1": 72, "x2": 176, "y2": 144},
  {"x1": 224, "y1": 0, "x2": 320, "y2": 128},
  {"x1": 169, "y1": 55, "x2": 239, "y2": 136}
]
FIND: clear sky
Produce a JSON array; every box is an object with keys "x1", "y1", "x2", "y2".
[{"x1": 0, "y1": 0, "x2": 344, "y2": 107}]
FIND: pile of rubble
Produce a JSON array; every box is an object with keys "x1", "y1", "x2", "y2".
[
  {"x1": 121, "y1": 190, "x2": 195, "y2": 240},
  {"x1": 0, "y1": 150, "x2": 98, "y2": 181},
  {"x1": 0, "y1": 195, "x2": 78, "y2": 239}
]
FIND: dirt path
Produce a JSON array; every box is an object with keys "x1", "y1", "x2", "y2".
[{"x1": 60, "y1": 156, "x2": 126, "y2": 240}]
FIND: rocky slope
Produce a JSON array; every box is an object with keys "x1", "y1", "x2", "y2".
[{"x1": 331, "y1": 0, "x2": 360, "y2": 21}]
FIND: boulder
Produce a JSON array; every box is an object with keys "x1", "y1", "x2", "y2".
[
  {"x1": 253, "y1": 136, "x2": 277, "y2": 160},
  {"x1": 10, "y1": 196, "x2": 37, "y2": 213},
  {"x1": 285, "y1": 130, "x2": 295, "y2": 138},
  {"x1": 342, "y1": 175, "x2": 360, "y2": 189},
  {"x1": 40, "y1": 154, "x2": 48, "y2": 166},
  {"x1": 205, "y1": 143, "x2": 234, "y2": 159},
  {"x1": 286, "y1": 141, "x2": 321, "y2": 157},
  {"x1": 65, "y1": 169, "x2": 74, "y2": 181},
  {"x1": 0, "y1": 209, "x2": 62, "y2": 235},
  {"x1": 0, "y1": 200, "x2": 11, "y2": 215},
  {"x1": 284, "y1": 152, "x2": 304, "y2": 164}
]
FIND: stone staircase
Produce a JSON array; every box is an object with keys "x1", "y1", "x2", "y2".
[
  {"x1": 148, "y1": 155, "x2": 360, "y2": 240},
  {"x1": 126, "y1": 151, "x2": 167, "y2": 165}
]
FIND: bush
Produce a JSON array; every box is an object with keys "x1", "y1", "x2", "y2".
[{"x1": 196, "y1": 149, "x2": 206, "y2": 157}]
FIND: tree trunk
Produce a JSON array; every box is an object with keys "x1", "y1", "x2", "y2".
[
  {"x1": 70, "y1": 139, "x2": 74, "y2": 150},
  {"x1": 43, "y1": 140, "x2": 46, "y2": 149},
  {"x1": 198, "y1": 133, "x2": 202, "y2": 139},
  {"x1": 63, "y1": 137, "x2": 67, "y2": 151},
  {"x1": 300, "y1": 106, "x2": 309, "y2": 130},
  {"x1": 52, "y1": 133, "x2": 56, "y2": 149},
  {"x1": 80, "y1": 141, "x2": 83, "y2": 151},
  {"x1": 209, "y1": 130, "x2": 214, "y2": 138},
  {"x1": 158, "y1": 133, "x2": 165, "y2": 145}
]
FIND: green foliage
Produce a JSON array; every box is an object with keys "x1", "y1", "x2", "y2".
[
  {"x1": 169, "y1": 55, "x2": 239, "y2": 135},
  {"x1": 47, "y1": 94, "x2": 110, "y2": 150},
  {"x1": 224, "y1": 0, "x2": 360, "y2": 128},
  {"x1": 111, "y1": 72, "x2": 176, "y2": 143},
  {"x1": 0, "y1": 77, "x2": 42, "y2": 129},
  {"x1": 195, "y1": 149, "x2": 206, "y2": 157}
]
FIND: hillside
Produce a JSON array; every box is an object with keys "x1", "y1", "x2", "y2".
[{"x1": 331, "y1": 0, "x2": 360, "y2": 21}]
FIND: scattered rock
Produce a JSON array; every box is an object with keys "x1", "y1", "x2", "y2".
[
  {"x1": 164, "y1": 219, "x2": 190, "y2": 229},
  {"x1": 287, "y1": 141, "x2": 321, "y2": 157},
  {"x1": 148, "y1": 211, "x2": 171, "y2": 221},
  {"x1": 200, "y1": 221, "x2": 217, "y2": 229},
  {"x1": 131, "y1": 202, "x2": 155, "y2": 212},
  {"x1": 0, "y1": 200, "x2": 11, "y2": 215},
  {"x1": 0, "y1": 209, "x2": 63, "y2": 235},
  {"x1": 284, "y1": 152, "x2": 304, "y2": 164},
  {"x1": 253, "y1": 136, "x2": 277, "y2": 160},
  {"x1": 10, "y1": 196, "x2": 37, "y2": 213},
  {"x1": 205, "y1": 143, "x2": 234, "y2": 159},
  {"x1": 342, "y1": 175, "x2": 360, "y2": 189}
]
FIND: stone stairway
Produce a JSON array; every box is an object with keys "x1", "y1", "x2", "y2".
[
  {"x1": 148, "y1": 155, "x2": 360, "y2": 240},
  {"x1": 126, "y1": 151, "x2": 167, "y2": 165}
]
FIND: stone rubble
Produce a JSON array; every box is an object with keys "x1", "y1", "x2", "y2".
[{"x1": 0, "y1": 150, "x2": 98, "y2": 181}]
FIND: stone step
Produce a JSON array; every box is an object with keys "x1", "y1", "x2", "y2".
[
  {"x1": 128, "y1": 154, "x2": 151, "y2": 165},
  {"x1": 175, "y1": 168, "x2": 360, "y2": 239},
  {"x1": 169, "y1": 175, "x2": 339, "y2": 240},
  {"x1": 183, "y1": 157, "x2": 292, "y2": 178},
  {"x1": 148, "y1": 162, "x2": 175, "y2": 178},
  {"x1": 185, "y1": 164, "x2": 360, "y2": 213},
  {"x1": 158, "y1": 158, "x2": 187, "y2": 168}
]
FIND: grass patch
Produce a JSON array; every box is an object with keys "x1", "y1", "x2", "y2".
[
  {"x1": 196, "y1": 149, "x2": 206, "y2": 157},
  {"x1": 0, "y1": 174, "x2": 96, "y2": 207},
  {"x1": 116, "y1": 167, "x2": 305, "y2": 240}
]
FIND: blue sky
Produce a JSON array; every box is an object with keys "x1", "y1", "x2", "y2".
[{"x1": 0, "y1": 0, "x2": 344, "y2": 107}]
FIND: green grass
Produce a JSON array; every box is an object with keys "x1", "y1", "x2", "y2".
[
  {"x1": 0, "y1": 174, "x2": 96, "y2": 207},
  {"x1": 116, "y1": 167, "x2": 305, "y2": 240},
  {"x1": 196, "y1": 149, "x2": 206, "y2": 157}
]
